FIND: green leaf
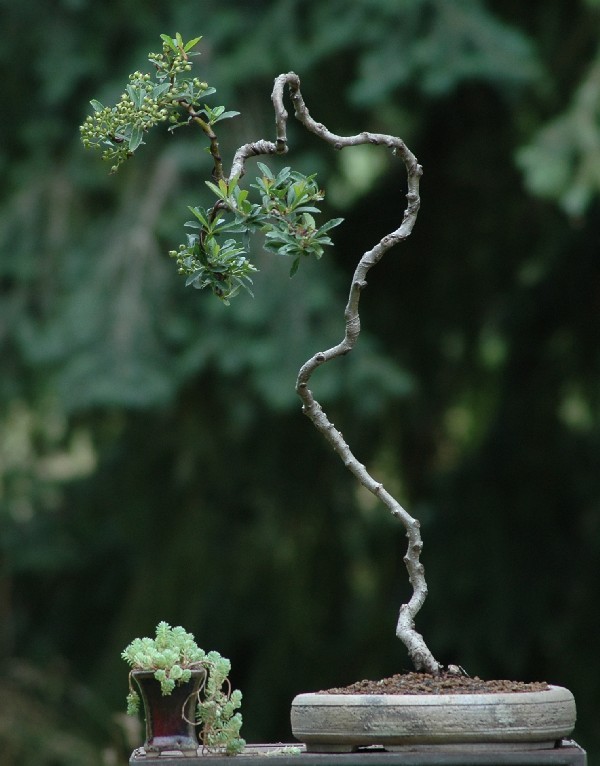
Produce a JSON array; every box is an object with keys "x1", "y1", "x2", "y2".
[
  {"x1": 153, "y1": 82, "x2": 172, "y2": 100},
  {"x1": 184, "y1": 36, "x2": 203, "y2": 53},
  {"x1": 205, "y1": 180, "x2": 229, "y2": 202},
  {"x1": 289, "y1": 258, "x2": 301, "y2": 277},
  {"x1": 256, "y1": 162, "x2": 274, "y2": 180},
  {"x1": 90, "y1": 99, "x2": 104, "y2": 112},
  {"x1": 301, "y1": 213, "x2": 316, "y2": 229},
  {"x1": 128, "y1": 125, "x2": 144, "y2": 152},
  {"x1": 317, "y1": 217, "x2": 344, "y2": 234},
  {"x1": 212, "y1": 110, "x2": 241, "y2": 124},
  {"x1": 275, "y1": 167, "x2": 292, "y2": 186},
  {"x1": 185, "y1": 273, "x2": 202, "y2": 288},
  {"x1": 286, "y1": 184, "x2": 297, "y2": 207},
  {"x1": 294, "y1": 206, "x2": 321, "y2": 214},
  {"x1": 160, "y1": 34, "x2": 177, "y2": 51},
  {"x1": 126, "y1": 84, "x2": 143, "y2": 110}
]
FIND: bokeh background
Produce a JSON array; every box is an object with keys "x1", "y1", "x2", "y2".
[{"x1": 2, "y1": 0, "x2": 599, "y2": 763}]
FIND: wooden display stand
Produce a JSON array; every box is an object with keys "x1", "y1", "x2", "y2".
[{"x1": 129, "y1": 741, "x2": 587, "y2": 766}]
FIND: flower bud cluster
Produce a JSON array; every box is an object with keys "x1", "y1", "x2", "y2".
[
  {"x1": 80, "y1": 73, "x2": 172, "y2": 170},
  {"x1": 148, "y1": 46, "x2": 193, "y2": 77},
  {"x1": 80, "y1": 39, "x2": 211, "y2": 171}
]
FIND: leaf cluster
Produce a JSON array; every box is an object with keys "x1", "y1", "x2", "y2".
[
  {"x1": 82, "y1": 35, "x2": 343, "y2": 303},
  {"x1": 170, "y1": 164, "x2": 343, "y2": 303},
  {"x1": 252, "y1": 164, "x2": 344, "y2": 275},
  {"x1": 122, "y1": 622, "x2": 245, "y2": 754}
]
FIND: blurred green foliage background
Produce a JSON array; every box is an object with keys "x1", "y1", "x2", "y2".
[{"x1": 1, "y1": 0, "x2": 600, "y2": 763}]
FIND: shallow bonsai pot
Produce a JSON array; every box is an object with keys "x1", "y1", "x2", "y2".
[{"x1": 290, "y1": 685, "x2": 576, "y2": 753}]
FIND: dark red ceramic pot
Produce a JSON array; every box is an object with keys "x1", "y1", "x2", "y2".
[{"x1": 132, "y1": 668, "x2": 206, "y2": 754}]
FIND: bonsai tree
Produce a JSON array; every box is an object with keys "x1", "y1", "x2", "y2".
[
  {"x1": 81, "y1": 33, "x2": 441, "y2": 675},
  {"x1": 122, "y1": 621, "x2": 244, "y2": 754}
]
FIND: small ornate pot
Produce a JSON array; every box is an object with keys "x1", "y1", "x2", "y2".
[{"x1": 132, "y1": 668, "x2": 206, "y2": 755}]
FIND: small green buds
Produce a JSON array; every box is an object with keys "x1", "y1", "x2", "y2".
[{"x1": 80, "y1": 34, "x2": 213, "y2": 172}]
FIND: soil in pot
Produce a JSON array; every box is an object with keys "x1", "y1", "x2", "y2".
[{"x1": 320, "y1": 671, "x2": 550, "y2": 695}]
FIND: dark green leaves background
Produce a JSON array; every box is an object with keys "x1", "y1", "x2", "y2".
[{"x1": 1, "y1": 1, "x2": 600, "y2": 762}]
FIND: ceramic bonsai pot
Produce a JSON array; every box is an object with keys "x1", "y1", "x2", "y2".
[
  {"x1": 133, "y1": 668, "x2": 206, "y2": 755},
  {"x1": 290, "y1": 685, "x2": 576, "y2": 753}
]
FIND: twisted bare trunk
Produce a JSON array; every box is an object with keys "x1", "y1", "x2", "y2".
[{"x1": 227, "y1": 73, "x2": 441, "y2": 675}]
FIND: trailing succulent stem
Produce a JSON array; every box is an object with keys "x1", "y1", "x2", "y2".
[{"x1": 82, "y1": 35, "x2": 441, "y2": 674}]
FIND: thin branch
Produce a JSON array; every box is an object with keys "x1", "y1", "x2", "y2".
[
  {"x1": 182, "y1": 101, "x2": 225, "y2": 180},
  {"x1": 229, "y1": 140, "x2": 282, "y2": 181}
]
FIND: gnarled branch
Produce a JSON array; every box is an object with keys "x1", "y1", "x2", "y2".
[{"x1": 227, "y1": 73, "x2": 440, "y2": 674}]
